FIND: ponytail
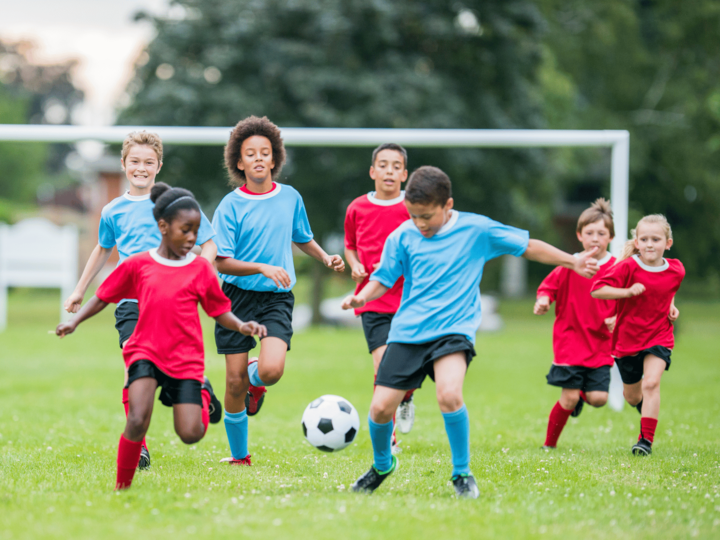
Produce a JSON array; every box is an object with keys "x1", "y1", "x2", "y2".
[
  {"x1": 151, "y1": 182, "x2": 200, "y2": 223},
  {"x1": 618, "y1": 238, "x2": 639, "y2": 261}
]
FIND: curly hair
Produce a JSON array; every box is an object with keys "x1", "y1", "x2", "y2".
[{"x1": 224, "y1": 116, "x2": 286, "y2": 186}]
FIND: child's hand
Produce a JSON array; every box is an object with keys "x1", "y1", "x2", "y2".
[
  {"x1": 604, "y1": 315, "x2": 617, "y2": 332},
  {"x1": 260, "y1": 264, "x2": 292, "y2": 288},
  {"x1": 324, "y1": 254, "x2": 345, "y2": 273},
  {"x1": 668, "y1": 304, "x2": 680, "y2": 322},
  {"x1": 56, "y1": 322, "x2": 76, "y2": 338},
  {"x1": 238, "y1": 321, "x2": 267, "y2": 337},
  {"x1": 351, "y1": 263, "x2": 368, "y2": 284},
  {"x1": 533, "y1": 296, "x2": 550, "y2": 315},
  {"x1": 573, "y1": 246, "x2": 599, "y2": 278},
  {"x1": 626, "y1": 283, "x2": 646, "y2": 297},
  {"x1": 341, "y1": 294, "x2": 365, "y2": 310},
  {"x1": 63, "y1": 291, "x2": 84, "y2": 314}
]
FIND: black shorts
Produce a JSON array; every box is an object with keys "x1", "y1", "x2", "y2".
[
  {"x1": 615, "y1": 345, "x2": 672, "y2": 385},
  {"x1": 114, "y1": 301, "x2": 139, "y2": 349},
  {"x1": 546, "y1": 364, "x2": 611, "y2": 393},
  {"x1": 361, "y1": 312, "x2": 394, "y2": 353},
  {"x1": 125, "y1": 360, "x2": 202, "y2": 407},
  {"x1": 375, "y1": 334, "x2": 476, "y2": 390},
  {"x1": 215, "y1": 282, "x2": 294, "y2": 354}
]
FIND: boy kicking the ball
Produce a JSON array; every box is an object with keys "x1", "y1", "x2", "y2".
[
  {"x1": 342, "y1": 166, "x2": 599, "y2": 499},
  {"x1": 344, "y1": 144, "x2": 416, "y2": 443}
]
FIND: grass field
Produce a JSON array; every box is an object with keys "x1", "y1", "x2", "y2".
[{"x1": 1, "y1": 288, "x2": 719, "y2": 539}]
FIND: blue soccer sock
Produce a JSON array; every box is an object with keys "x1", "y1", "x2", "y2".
[
  {"x1": 224, "y1": 409, "x2": 248, "y2": 460},
  {"x1": 442, "y1": 404, "x2": 471, "y2": 476},
  {"x1": 247, "y1": 360, "x2": 267, "y2": 387},
  {"x1": 368, "y1": 415, "x2": 394, "y2": 472}
]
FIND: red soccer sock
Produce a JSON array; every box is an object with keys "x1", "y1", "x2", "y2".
[
  {"x1": 402, "y1": 389, "x2": 415, "y2": 403},
  {"x1": 639, "y1": 417, "x2": 658, "y2": 443},
  {"x1": 544, "y1": 401, "x2": 574, "y2": 447},
  {"x1": 122, "y1": 387, "x2": 148, "y2": 451},
  {"x1": 116, "y1": 435, "x2": 142, "y2": 490},
  {"x1": 201, "y1": 389, "x2": 211, "y2": 434}
]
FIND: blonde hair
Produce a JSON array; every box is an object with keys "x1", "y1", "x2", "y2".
[
  {"x1": 619, "y1": 214, "x2": 673, "y2": 261},
  {"x1": 577, "y1": 197, "x2": 614, "y2": 237},
  {"x1": 121, "y1": 131, "x2": 163, "y2": 162}
]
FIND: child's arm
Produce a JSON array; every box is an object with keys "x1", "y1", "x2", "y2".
[
  {"x1": 344, "y1": 248, "x2": 368, "y2": 284},
  {"x1": 668, "y1": 296, "x2": 679, "y2": 322},
  {"x1": 591, "y1": 283, "x2": 645, "y2": 300},
  {"x1": 64, "y1": 244, "x2": 114, "y2": 313},
  {"x1": 216, "y1": 258, "x2": 292, "y2": 289},
  {"x1": 534, "y1": 296, "x2": 552, "y2": 315},
  {"x1": 56, "y1": 296, "x2": 109, "y2": 337},
  {"x1": 341, "y1": 280, "x2": 389, "y2": 310},
  {"x1": 294, "y1": 240, "x2": 345, "y2": 273},
  {"x1": 523, "y1": 240, "x2": 599, "y2": 278},
  {"x1": 215, "y1": 312, "x2": 268, "y2": 337},
  {"x1": 199, "y1": 239, "x2": 218, "y2": 264}
]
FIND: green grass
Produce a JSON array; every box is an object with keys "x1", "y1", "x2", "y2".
[{"x1": 1, "y1": 288, "x2": 719, "y2": 539}]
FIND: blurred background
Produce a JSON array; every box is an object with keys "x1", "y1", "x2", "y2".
[{"x1": 1, "y1": 0, "x2": 719, "y2": 322}]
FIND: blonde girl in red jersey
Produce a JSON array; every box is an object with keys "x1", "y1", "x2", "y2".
[{"x1": 592, "y1": 214, "x2": 683, "y2": 456}]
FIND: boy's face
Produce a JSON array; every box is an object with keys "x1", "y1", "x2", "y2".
[
  {"x1": 576, "y1": 219, "x2": 613, "y2": 258},
  {"x1": 121, "y1": 145, "x2": 162, "y2": 191},
  {"x1": 370, "y1": 149, "x2": 407, "y2": 197},
  {"x1": 237, "y1": 135, "x2": 275, "y2": 183},
  {"x1": 405, "y1": 198, "x2": 454, "y2": 238}
]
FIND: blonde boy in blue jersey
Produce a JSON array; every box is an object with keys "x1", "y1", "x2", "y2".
[{"x1": 342, "y1": 166, "x2": 599, "y2": 498}]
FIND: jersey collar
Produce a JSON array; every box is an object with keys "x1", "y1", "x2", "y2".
[
  {"x1": 124, "y1": 192, "x2": 151, "y2": 201},
  {"x1": 367, "y1": 191, "x2": 405, "y2": 206},
  {"x1": 632, "y1": 254, "x2": 669, "y2": 272},
  {"x1": 234, "y1": 183, "x2": 282, "y2": 200},
  {"x1": 149, "y1": 248, "x2": 197, "y2": 267},
  {"x1": 434, "y1": 210, "x2": 459, "y2": 237}
]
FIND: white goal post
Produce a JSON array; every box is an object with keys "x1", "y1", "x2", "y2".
[{"x1": 0, "y1": 124, "x2": 629, "y2": 410}]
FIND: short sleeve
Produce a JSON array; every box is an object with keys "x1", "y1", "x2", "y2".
[
  {"x1": 483, "y1": 219, "x2": 529, "y2": 260},
  {"x1": 211, "y1": 199, "x2": 237, "y2": 258},
  {"x1": 371, "y1": 230, "x2": 405, "y2": 289},
  {"x1": 537, "y1": 266, "x2": 564, "y2": 302},
  {"x1": 196, "y1": 260, "x2": 231, "y2": 317},
  {"x1": 344, "y1": 204, "x2": 357, "y2": 251},
  {"x1": 98, "y1": 211, "x2": 116, "y2": 249},
  {"x1": 197, "y1": 209, "x2": 216, "y2": 246},
  {"x1": 96, "y1": 259, "x2": 136, "y2": 304},
  {"x1": 291, "y1": 193, "x2": 314, "y2": 243},
  {"x1": 592, "y1": 259, "x2": 631, "y2": 291}
]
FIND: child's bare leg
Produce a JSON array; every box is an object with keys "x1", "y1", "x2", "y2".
[
  {"x1": 256, "y1": 337, "x2": 288, "y2": 385},
  {"x1": 125, "y1": 378, "x2": 157, "y2": 442},
  {"x1": 224, "y1": 353, "x2": 249, "y2": 414},
  {"x1": 173, "y1": 403, "x2": 205, "y2": 444},
  {"x1": 585, "y1": 391, "x2": 608, "y2": 407},
  {"x1": 639, "y1": 355, "x2": 666, "y2": 419},
  {"x1": 370, "y1": 386, "x2": 406, "y2": 423},
  {"x1": 623, "y1": 381, "x2": 643, "y2": 407},
  {"x1": 371, "y1": 345, "x2": 387, "y2": 376},
  {"x1": 558, "y1": 388, "x2": 581, "y2": 410}
]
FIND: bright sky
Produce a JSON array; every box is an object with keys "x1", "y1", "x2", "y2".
[{"x1": 0, "y1": 0, "x2": 169, "y2": 125}]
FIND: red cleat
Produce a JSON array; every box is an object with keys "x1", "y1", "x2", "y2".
[
  {"x1": 245, "y1": 358, "x2": 266, "y2": 416},
  {"x1": 220, "y1": 455, "x2": 252, "y2": 466}
]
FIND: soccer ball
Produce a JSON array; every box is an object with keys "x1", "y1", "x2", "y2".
[{"x1": 301, "y1": 395, "x2": 360, "y2": 452}]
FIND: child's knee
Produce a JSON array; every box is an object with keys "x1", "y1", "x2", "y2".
[
  {"x1": 641, "y1": 377, "x2": 661, "y2": 394},
  {"x1": 436, "y1": 387, "x2": 462, "y2": 411},
  {"x1": 226, "y1": 373, "x2": 249, "y2": 399},
  {"x1": 260, "y1": 363, "x2": 284, "y2": 385},
  {"x1": 587, "y1": 393, "x2": 608, "y2": 407},
  {"x1": 177, "y1": 427, "x2": 204, "y2": 445},
  {"x1": 126, "y1": 410, "x2": 151, "y2": 438},
  {"x1": 369, "y1": 397, "x2": 395, "y2": 422}
]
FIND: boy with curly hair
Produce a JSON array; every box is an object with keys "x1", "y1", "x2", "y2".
[{"x1": 212, "y1": 116, "x2": 345, "y2": 466}]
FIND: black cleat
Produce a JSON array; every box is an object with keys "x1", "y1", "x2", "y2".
[
  {"x1": 452, "y1": 474, "x2": 480, "y2": 499},
  {"x1": 202, "y1": 377, "x2": 223, "y2": 424},
  {"x1": 351, "y1": 456, "x2": 398, "y2": 494},
  {"x1": 138, "y1": 446, "x2": 151, "y2": 470},
  {"x1": 635, "y1": 399, "x2": 643, "y2": 415},
  {"x1": 632, "y1": 438, "x2": 652, "y2": 456},
  {"x1": 571, "y1": 396, "x2": 585, "y2": 418}
]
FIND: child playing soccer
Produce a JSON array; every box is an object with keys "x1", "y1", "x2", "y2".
[
  {"x1": 212, "y1": 116, "x2": 345, "y2": 466},
  {"x1": 534, "y1": 198, "x2": 617, "y2": 449},
  {"x1": 591, "y1": 214, "x2": 684, "y2": 456},
  {"x1": 56, "y1": 185, "x2": 266, "y2": 490},
  {"x1": 344, "y1": 143, "x2": 416, "y2": 440},
  {"x1": 342, "y1": 166, "x2": 599, "y2": 498},
  {"x1": 63, "y1": 131, "x2": 219, "y2": 469}
]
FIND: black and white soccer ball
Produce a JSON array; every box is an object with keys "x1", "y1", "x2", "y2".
[{"x1": 301, "y1": 394, "x2": 360, "y2": 452}]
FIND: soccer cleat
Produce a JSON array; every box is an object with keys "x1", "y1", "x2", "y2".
[
  {"x1": 245, "y1": 358, "x2": 267, "y2": 416},
  {"x1": 202, "y1": 377, "x2": 223, "y2": 424},
  {"x1": 452, "y1": 474, "x2": 480, "y2": 499},
  {"x1": 570, "y1": 396, "x2": 585, "y2": 418},
  {"x1": 632, "y1": 438, "x2": 652, "y2": 456},
  {"x1": 396, "y1": 395, "x2": 415, "y2": 434},
  {"x1": 351, "y1": 455, "x2": 398, "y2": 494},
  {"x1": 138, "y1": 446, "x2": 151, "y2": 470},
  {"x1": 220, "y1": 455, "x2": 252, "y2": 466},
  {"x1": 541, "y1": 445, "x2": 556, "y2": 451}
]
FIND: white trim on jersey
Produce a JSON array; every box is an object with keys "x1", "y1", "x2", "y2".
[
  {"x1": 149, "y1": 248, "x2": 197, "y2": 267},
  {"x1": 123, "y1": 192, "x2": 151, "y2": 201},
  {"x1": 632, "y1": 254, "x2": 669, "y2": 272},
  {"x1": 435, "y1": 209, "x2": 459, "y2": 236},
  {"x1": 234, "y1": 183, "x2": 283, "y2": 200},
  {"x1": 367, "y1": 191, "x2": 405, "y2": 206}
]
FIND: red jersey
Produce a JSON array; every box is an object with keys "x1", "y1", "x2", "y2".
[
  {"x1": 344, "y1": 191, "x2": 410, "y2": 315},
  {"x1": 537, "y1": 253, "x2": 616, "y2": 368},
  {"x1": 592, "y1": 255, "x2": 685, "y2": 357},
  {"x1": 96, "y1": 249, "x2": 231, "y2": 382}
]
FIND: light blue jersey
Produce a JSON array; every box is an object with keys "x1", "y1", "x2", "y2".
[
  {"x1": 372, "y1": 211, "x2": 529, "y2": 345},
  {"x1": 212, "y1": 184, "x2": 314, "y2": 292},
  {"x1": 99, "y1": 192, "x2": 215, "y2": 262}
]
